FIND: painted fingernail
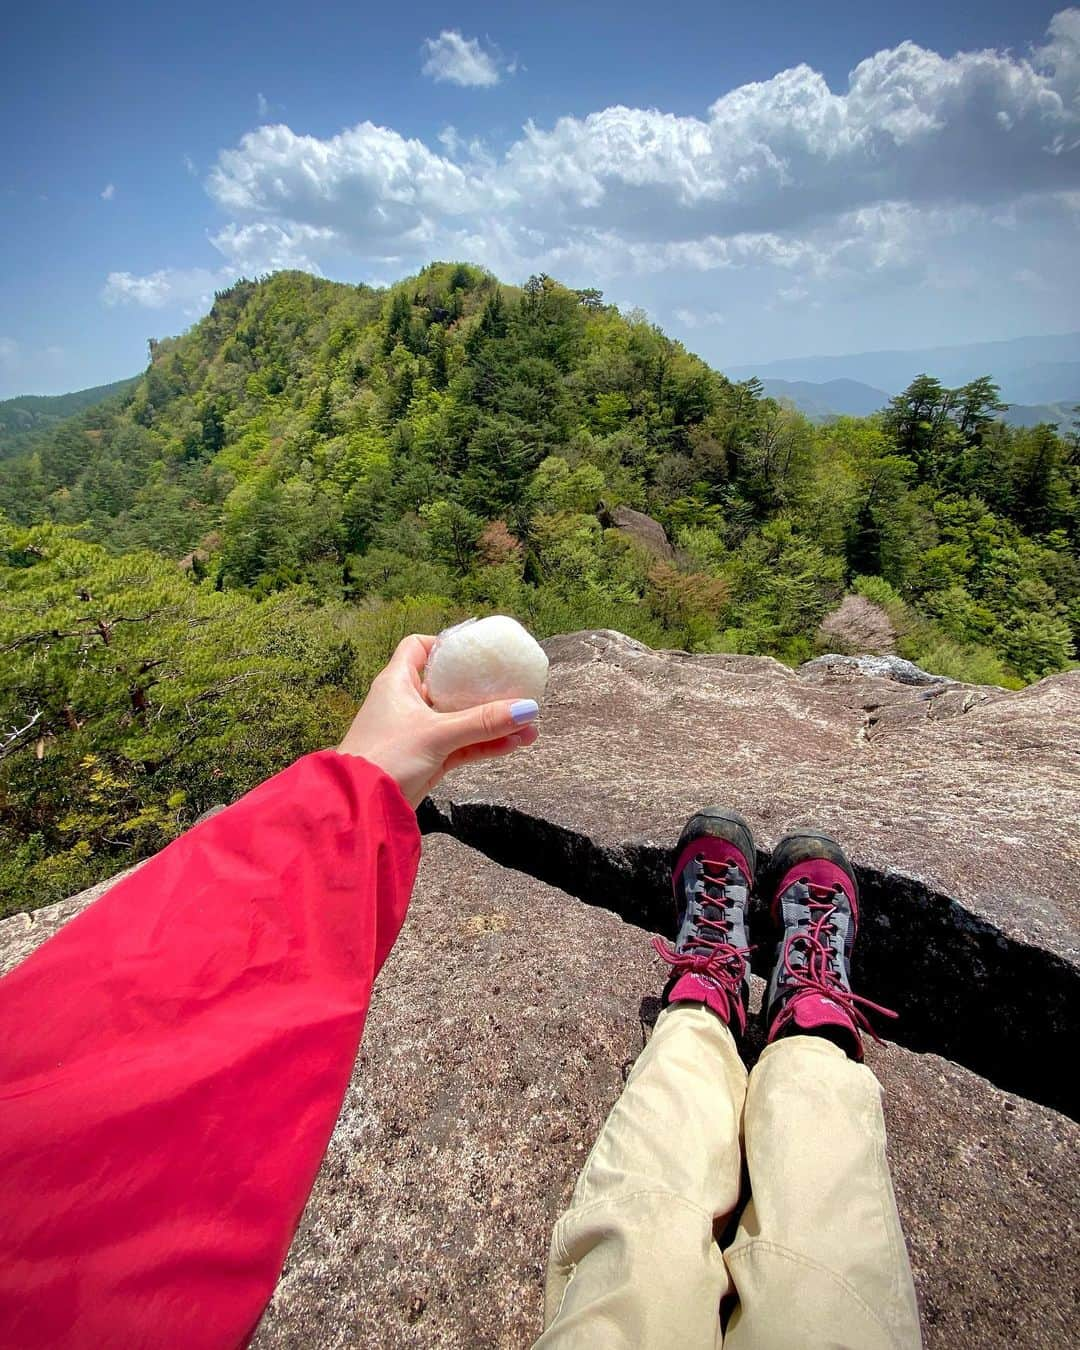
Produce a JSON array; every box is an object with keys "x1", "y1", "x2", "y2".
[{"x1": 510, "y1": 699, "x2": 539, "y2": 725}]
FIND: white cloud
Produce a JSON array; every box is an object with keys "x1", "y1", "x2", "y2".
[
  {"x1": 102, "y1": 267, "x2": 233, "y2": 309},
  {"x1": 256, "y1": 91, "x2": 270, "y2": 117},
  {"x1": 206, "y1": 120, "x2": 493, "y2": 240},
  {"x1": 101, "y1": 183, "x2": 115, "y2": 201},
  {"x1": 196, "y1": 9, "x2": 1079, "y2": 289},
  {"x1": 1012, "y1": 266, "x2": 1052, "y2": 291},
  {"x1": 209, "y1": 221, "x2": 338, "y2": 273},
  {"x1": 421, "y1": 31, "x2": 504, "y2": 88},
  {"x1": 493, "y1": 18, "x2": 1080, "y2": 241},
  {"x1": 675, "y1": 308, "x2": 725, "y2": 327},
  {"x1": 110, "y1": 10, "x2": 1080, "y2": 353},
  {"x1": 183, "y1": 153, "x2": 197, "y2": 176}
]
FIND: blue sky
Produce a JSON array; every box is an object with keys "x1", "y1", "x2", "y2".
[{"x1": 2, "y1": 0, "x2": 1078, "y2": 397}]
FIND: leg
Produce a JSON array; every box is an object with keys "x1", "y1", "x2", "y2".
[
  {"x1": 723, "y1": 1036, "x2": 920, "y2": 1350},
  {"x1": 538, "y1": 1005, "x2": 746, "y2": 1350},
  {"x1": 722, "y1": 829, "x2": 920, "y2": 1350},
  {"x1": 538, "y1": 808, "x2": 759, "y2": 1350}
]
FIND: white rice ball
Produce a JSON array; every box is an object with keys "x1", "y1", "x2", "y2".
[{"x1": 425, "y1": 616, "x2": 549, "y2": 713}]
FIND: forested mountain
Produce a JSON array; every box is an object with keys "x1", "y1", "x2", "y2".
[
  {"x1": 0, "y1": 377, "x2": 138, "y2": 461},
  {"x1": 1, "y1": 264, "x2": 1077, "y2": 915}
]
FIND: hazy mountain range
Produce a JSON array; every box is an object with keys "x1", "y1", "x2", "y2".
[
  {"x1": 725, "y1": 331, "x2": 1080, "y2": 425},
  {"x1": 754, "y1": 378, "x2": 1077, "y2": 429}
]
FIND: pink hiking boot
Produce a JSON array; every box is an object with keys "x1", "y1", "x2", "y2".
[
  {"x1": 764, "y1": 830, "x2": 897, "y2": 1061},
  {"x1": 653, "y1": 808, "x2": 757, "y2": 1036}
]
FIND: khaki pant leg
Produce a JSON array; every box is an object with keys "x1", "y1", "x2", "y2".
[
  {"x1": 536, "y1": 1005, "x2": 748, "y2": 1350},
  {"x1": 723, "y1": 1036, "x2": 922, "y2": 1350}
]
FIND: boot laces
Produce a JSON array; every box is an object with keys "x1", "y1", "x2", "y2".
[
  {"x1": 781, "y1": 883, "x2": 897, "y2": 1043},
  {"x1": 653, "y1": 859, "x2": 754, "y2": 994}
]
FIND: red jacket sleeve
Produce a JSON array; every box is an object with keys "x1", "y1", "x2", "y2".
[{"x1": 0, "y1": 749, "x2": 421, "y2": 1350}]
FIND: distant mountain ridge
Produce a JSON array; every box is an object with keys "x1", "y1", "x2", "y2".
[
  {"x1": 758, "y1": 378, "x2": 891, "y2": 419},
  {"x1": 726, "y1": 332, "x2": 1080, "y2": 407},
  {"x1": 0, "y1": 377, "x2": 138, "y2": 460},
  {"x1": 759, "y1": 376, "x2": 1079, "y2": 429}
]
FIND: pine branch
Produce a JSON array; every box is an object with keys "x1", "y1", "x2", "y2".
[{"x1": 0, "y1": 709, "x2": 42, "y2": 762}]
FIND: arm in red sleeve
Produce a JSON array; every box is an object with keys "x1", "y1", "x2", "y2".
[{"x1": 0, "y1": 749, "x2": 421, "y2": 1350}]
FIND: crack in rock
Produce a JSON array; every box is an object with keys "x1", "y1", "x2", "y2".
[{"x1": 418, "y1": 796, "x2": 1079, "y2": 1123}]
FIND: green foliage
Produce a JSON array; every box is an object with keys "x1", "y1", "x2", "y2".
[
  {"x1": 0, "y1": 520, "x2": 359, "y2": 915},
  {"x1": 0, "y1": 270, "x2": 1077, "y2": 915}
]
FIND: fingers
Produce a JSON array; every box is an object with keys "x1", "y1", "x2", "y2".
[
  {"x1": 429, "y1": 697, "x2": 540, "y2": 756},
  {"x1": 442, "y1": 724, "x2": 539, "y2": 773},
  {"x1": 387, "y1": 634, "x2": 437, "y2": 689}
]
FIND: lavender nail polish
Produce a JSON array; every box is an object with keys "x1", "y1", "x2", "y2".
[{"x1": 510, "y1": 699, "x2": 539, "y2": 725}]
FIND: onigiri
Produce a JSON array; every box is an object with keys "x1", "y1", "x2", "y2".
[{"x1": 425, "y1": 616, "x2": 549, "y2": 713}]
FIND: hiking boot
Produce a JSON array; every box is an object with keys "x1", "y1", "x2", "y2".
[
  {"x1": 764, "y1": 830, "x2": 897, "y2": 1061},
  {"x1": 652, "y1": 808, "x2": 756, "y2": 1035}
]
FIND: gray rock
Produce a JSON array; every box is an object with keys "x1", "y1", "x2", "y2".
[
  {"x1": 598, "y1": 502, "x2": 676, "y2": 561},
  {"x1": 430, "y1": 630, "x2": 1080, "y2": 1118},
  {"x1": 800, "y1": 652, "x2": 950, "y2": 685},
  {"x1": 2, "y1": 838, "x2": 1076, "y2": 1349}
]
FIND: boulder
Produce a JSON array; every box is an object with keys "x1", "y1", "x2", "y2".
[
  {"x1": 426, "y1": 631, "x2": 1080, "y2": 1118},
  {"x1": 1, "y1": 837, "x2": 1076, "y2": 1349},
  {"x1": 598, "y1": 502, "x2": 676, "y2": 561}
]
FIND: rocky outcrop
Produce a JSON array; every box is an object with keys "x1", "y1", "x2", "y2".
[
  {"x1": 800, "y1": 651, "x2": 948, "y2": 685},
  {"x1": 2, "y1": 836, "x2": 1077, "y2": 1349},
  {"x1": 2, "y1": 629, "x2": 1077, "y2": 1347},
  {"x1": 427, "y1": 631, "x2": 1079, "y2": 1119},
  {"x1": 598, "y1": 502, "x2": 676, "y2": 561}
]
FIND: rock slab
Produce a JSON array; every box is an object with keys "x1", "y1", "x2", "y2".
[
  {"x1": 1, "y1": 836, "x2": 1077, "y2": 1348},
  {"x1": 427, "y1": 630, "x2": 1080, "y2": 1117}
]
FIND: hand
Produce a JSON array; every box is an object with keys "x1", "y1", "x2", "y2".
[{"x1": 336, "y1": 634, "x2": 540, "y2": 808}]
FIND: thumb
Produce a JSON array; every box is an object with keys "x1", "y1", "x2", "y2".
[{"x1": 430, "y1": 698, "x2": 539, "y2": 757}]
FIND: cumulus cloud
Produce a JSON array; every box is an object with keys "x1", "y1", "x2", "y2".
[
  {"x1": 102, "y1": 267, "x2": 233, "y2": 309},
  {"x1": 495, "y1": 17, "x2": 1079, "y2": 241},
  {"x1": 109, "y1": 10, "x2": 1080, "y2": 338},
  {"x1": 421, "y1": 31, "x2": 505, "y2": 87},
  {"x1": 101, "y1": 183, "x2": 115, "y2": 201},
  {"x1": 209, "y1": 221, "x2": 339, "y2": 273},
  {"x1": 206, "y1": 121, "x2": 490, "y2": 232},
  {"x1": 675, "y1": 308, "x2": 725, "y2": 327},
  {"x1": 199, "y1": 10, "x2": 1079, "y2": 280}
]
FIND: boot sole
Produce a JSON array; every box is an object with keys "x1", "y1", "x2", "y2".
[{"x1": 674, "y1": 808, "x2": 757, "y2": 889}]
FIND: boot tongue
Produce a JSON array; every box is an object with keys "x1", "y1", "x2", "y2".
[{"x1": 789, "y1": 993, "x2": 863, "y2": 1061}]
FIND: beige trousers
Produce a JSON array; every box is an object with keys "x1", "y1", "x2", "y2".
[{"x1": 537, "y1": 1005, "x2": 921, "y2": 1350}]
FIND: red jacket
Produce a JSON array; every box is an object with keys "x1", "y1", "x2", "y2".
[{"x1": 0, "y1": 750, "x2": 421, "y2": 1348}]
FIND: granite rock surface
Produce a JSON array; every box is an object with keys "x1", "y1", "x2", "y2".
[
  {"x1": 2, "y1": 836, "x2": 1076, "y2": 1348},
  {"x1": 426, "y1": 630, "x2": 1080, "y2": 1115}
]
